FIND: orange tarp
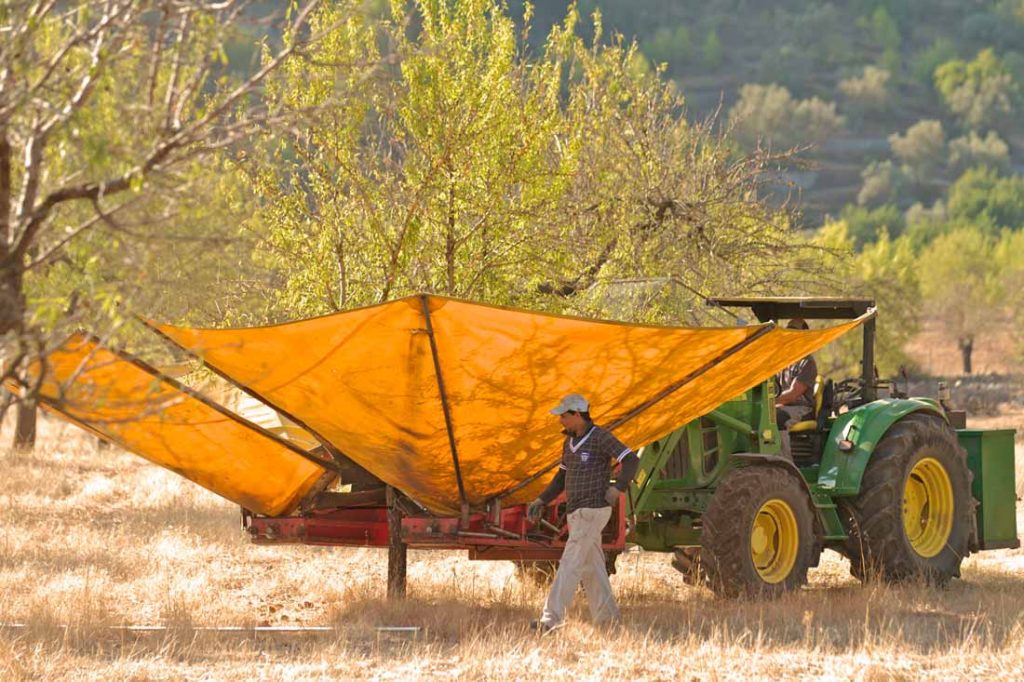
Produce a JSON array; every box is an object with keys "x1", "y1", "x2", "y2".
[
  {"x1": 149, "y1": 295, "x2": 869, "y2": 515},
  {"x1": 15, "y1": 335, "x2": 327, "y2": 516}
]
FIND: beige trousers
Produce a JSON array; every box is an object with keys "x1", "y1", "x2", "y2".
[{"x1": 540, "y1": 506, "x2": 620, "y2": 626}]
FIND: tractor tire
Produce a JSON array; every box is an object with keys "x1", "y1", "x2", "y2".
[
  {"x1": 840, "y1": 412, "x2": 973, "y2": 586},
  {"x1": 512, "y1": 560, "x2": 558, "y2": 586},
  {"x1": 701, "y1": 465, "x2": 817, "y2": 598}
]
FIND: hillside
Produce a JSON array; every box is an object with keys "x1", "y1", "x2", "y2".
[{"x1": 513, "y1": 1, "x2": 1024, "y2": 227}]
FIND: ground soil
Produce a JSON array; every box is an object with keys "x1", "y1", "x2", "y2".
[{"x1": 1, "y1": 416, "x2": 1022, "y2": 680}]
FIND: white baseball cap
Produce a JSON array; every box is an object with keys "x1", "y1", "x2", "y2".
[{"x1": 550, "y1": 393, "x2": 590, "y2": 415}]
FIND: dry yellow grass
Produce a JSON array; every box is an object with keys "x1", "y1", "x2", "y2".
[{"x1": 1, "y1": 414, "x2": 1022, "y2": 681}]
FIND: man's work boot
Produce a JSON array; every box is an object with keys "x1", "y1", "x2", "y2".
[{"x1": 528, "y1": 619, "x2": 558, "y2": 635}]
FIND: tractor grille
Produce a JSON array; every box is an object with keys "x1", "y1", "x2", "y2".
[
  {"x1": 700, "y1": 417, "x2": 719, "y2": 473},
  {"x1": 663, "y1": 431, "x2": 690, "y2": 479}
]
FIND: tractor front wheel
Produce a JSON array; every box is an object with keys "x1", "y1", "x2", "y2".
[
  {"x1": 841, "y1": 412, "x2": 973, "y2": 585},
  {"x1": 701, "y1": 465, "x2": 818, "y2": 598}
]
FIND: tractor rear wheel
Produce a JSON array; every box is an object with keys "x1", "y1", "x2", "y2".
[
  {"x1": 840, "y1": 412, "x2": 973, "y2": 585},
  {"x1": 701, "y1": 465, "x2": 817, "y2": 598}
]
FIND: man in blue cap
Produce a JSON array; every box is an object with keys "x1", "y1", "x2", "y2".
[{"x1": 527, "y1": 393, "x2": 640, "y2": 633}]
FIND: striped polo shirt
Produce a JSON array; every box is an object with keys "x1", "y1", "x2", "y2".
[{"x1": 559, "y1": 424, "x2": 633, "y2": 513}]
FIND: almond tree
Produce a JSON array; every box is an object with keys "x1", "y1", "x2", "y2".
[
  {"x1": 0, "y1": 0, "x2": 328, "y2": 447},
  {"x1": 244, "y1": 0, "x2": 811, "y2": 327}
]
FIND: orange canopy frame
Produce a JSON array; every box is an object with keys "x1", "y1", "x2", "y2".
[
  {"x1": 144, "y1": 294, "x2": 871, "y2": 515},
  {"x1": 12, "y1": 335, "x2": 328, "y2": 516}
]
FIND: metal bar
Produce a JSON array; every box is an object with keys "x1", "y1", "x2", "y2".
[
  {"x1": 419, "y1": 294, "x2": 469, "y2": 507},
  {"x1": 862, "y1": 316, "x2": 876, "y2": 403},
  {"x1": 704, "y1": 408, "x2": 756, "y2": 436},
  {"x1": 539, "y1": 518, "x2": 562, "y2": 535},
  {"x1": 133, "y1": 325, "x2": 348, "y2": 476},
  {"x1": 493, "y1": 323, "x2": 777, "y2": 502},
  {"x1": 487, "y1": 524, "x2": 523, "y2": 540},
  {"x1": 606, "y1": 323, "x2": 776, "y2": 430},
  {"x1": 40, "y1": 333, "x2": 345, "y2": 478}
]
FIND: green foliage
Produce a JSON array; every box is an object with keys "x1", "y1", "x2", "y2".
[
  {"x1": 888, "y1": 120, "x2": 946, "y2": 185},
  {"x1": 918, "y1": 226, "x2": 1000, "y2": 352},
  {"x1": 728, "y1": 84, "x2": 844, "y2": 150},
  {"x1": 869, "y1": 6, "x2": 902, "y2": 53},
  {"x1": 839, "y1": 204, "x2": 906, "y2": 249},
  {"x1": 911, "y1": 38, "x2": 958, "y2": 86},
  {"x1": 644, "y1": 25, "x2": 692, "y2": 68},
  {"x1": 947, "y1": 167, "x2": 1024, "y2": 232},
  {"x1": 903, "y1": 200, "x2": 950, "y2": 248},
  {"x1": 934, "y1": 49, "x2": 1020, "y2": 131},
  {"x1": 3, "y1": 2, "x2": 286, "y2": 355},
  {"x1": 702, "y1": 29, "x2": 723, "y2": 69},
  {"x1": 244, "y1": 0, "x2": 803, "y2": 324},
  {"x1": 991, "y1": 229, "x2": 1024, "y2": 359},
  {"x1": 811, "y1": 221, "x2": 919, "y2": 377}
]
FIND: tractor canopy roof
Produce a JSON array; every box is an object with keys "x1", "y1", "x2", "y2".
[{"x1": 706, "y1": 297, "x2": 876, "y2": 323}]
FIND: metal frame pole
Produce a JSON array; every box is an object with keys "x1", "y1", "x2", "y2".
[{"x1": 419, "y1": 295, "x2": 469, "y2": 521}]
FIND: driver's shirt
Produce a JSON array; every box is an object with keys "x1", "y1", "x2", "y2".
[{"x1": 777, "y1": 355, "x2": 817, "y2": 414}]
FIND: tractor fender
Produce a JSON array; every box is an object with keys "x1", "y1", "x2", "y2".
[{"x1": 816, "y1": 398, "x2": 946, "y2": 497}]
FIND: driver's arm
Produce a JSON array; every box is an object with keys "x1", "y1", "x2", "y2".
[{"x1": 776, "y1": 379, "x2": 811, "y2": 407}]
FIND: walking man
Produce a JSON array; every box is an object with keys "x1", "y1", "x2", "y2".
[{"x1": 527, "y1": 393, "x2": 640, "y2": 633}]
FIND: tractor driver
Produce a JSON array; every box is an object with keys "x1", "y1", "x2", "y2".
[
  {"x1": 526, "y1": 393, "x2": 640, "y2": 633},
  {"x1": 775, "y1": 318, "x2": 818, "y2": 429}
]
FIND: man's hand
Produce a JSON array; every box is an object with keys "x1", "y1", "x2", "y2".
[
  {"x1": 604, "y1": 486, "x2": 622, "y2": 506},
  {"x1": 527, "y1": 498, "x2": 546, "y2": 523}
]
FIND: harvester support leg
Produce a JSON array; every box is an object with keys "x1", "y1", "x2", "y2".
[{"x1": 386, "y1": 486, "x2": 407, "y2": 600}]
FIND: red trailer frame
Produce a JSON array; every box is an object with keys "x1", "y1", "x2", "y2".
[{"x1": 242, "y1": 496, "x2": 627, "y2": 563}]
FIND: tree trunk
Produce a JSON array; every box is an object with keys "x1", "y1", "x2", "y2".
[
  {"x1": 2, "y1": 263, "x2": 36, "y2": 450},
  {"x1": 386, "y1": 486, "x2": 407, "y2": 600},
  {"x1": 958, "y1": 336, "x2": 973, "y2": 375},
  {"x1": 14, "y1": 399, "x2": 37, "y2": 450}
]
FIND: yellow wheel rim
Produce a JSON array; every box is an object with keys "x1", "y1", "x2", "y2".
[
  {"x1": 903, "y1": 457, "x2": 954, "y2": 558},
  {"x1": 750, "y1": 499, "x2": 799, "y2": 584}
]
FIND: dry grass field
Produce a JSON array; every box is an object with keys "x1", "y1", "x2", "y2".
[{"x1": 1, "y1": 414, "x2": 1022, "y2": 681}]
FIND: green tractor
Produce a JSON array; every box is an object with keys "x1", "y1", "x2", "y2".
[{"x1": 623, "y1": 297, "x2": 1019, "y2": 597}]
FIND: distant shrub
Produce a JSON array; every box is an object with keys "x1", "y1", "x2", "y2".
[
  {"x1": 904, "y1": 200, "x2": 950, "y2": 249},
  {"x1": 839, "y1": 66, "x2": 891, "y2": 117},
  {"x1": 962, "y1": 11, "x2": 1020, "y2": 51},
  {"x1": 840, "y1": 203, "x2": 906, "y2": 249},
  {"x1": 948, "y1": 131, "x2": 1010, "y2": 175},
  {"x1": 644, "y1": 25, "x2": 692, "y2": 67},
  {"x1": 934, "y1": 49, "x2": 1020, "y2": 131},
  {"x1": 728, "y1": 83, "x2": 844, "y2": 150},
  {"x1": 703, "y1": 29, "x2": 722, "y2": 68},
  {"x1": 948, "y1": 166, "x2": 1024, "y2": 232},
  {"x1": 858, "y1": 160, "x2": 908, "y2": 207},
  {"x1": 911, "y1": 38, "x2": 958, "y2": 86},
  {"x1": 869, "y1": 6, "x2": 901, "y2": 53},
  {"x1": 888, "y1": 120, "x2": 946, "y2": 184}
]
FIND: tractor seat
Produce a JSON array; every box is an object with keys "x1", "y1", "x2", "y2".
[{"x1": 788, "y1": 375, "x2": 830, "y2": 433}]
